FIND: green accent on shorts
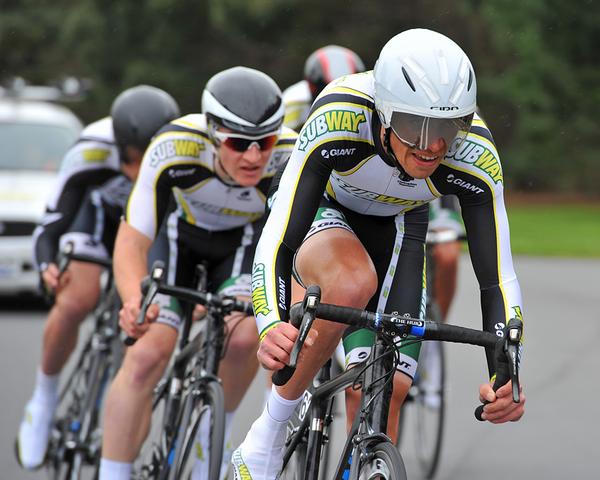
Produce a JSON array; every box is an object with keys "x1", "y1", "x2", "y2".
[{"x1": 343, "y1": 328, "x2": 422, "y2": 362}]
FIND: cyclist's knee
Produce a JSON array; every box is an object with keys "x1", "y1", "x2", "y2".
[
  {"x1": 52, "y1": 290, "x2": 96, "y2": 322},
  {"x1": 226, "y1": 322, "x2": 259, "y2": 361},
  {"x1": 323, "y1": 265, "x2": 377, "y2": 307},
  {"x1": 433, "y1": 243, "x2": 460, "y2": 270},
  {"x1": 123, "y1": 337, "x2": 173, "y2": 388}
]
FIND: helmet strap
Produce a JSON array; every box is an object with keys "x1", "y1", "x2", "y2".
[
  {"x1": 117, "y1": 144, "x2": 133, "y2": 165},
  {"x1": 214, "y1": 151, "x2": 240, "y2": 186},
  {"x1": 383, "y1": 128, "x2": 413, "y2": 182}
]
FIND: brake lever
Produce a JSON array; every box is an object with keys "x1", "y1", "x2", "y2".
[
  {"x1": 124, "y1": 261, "x2": 165, "y2": 346},
  {"x1": 57, "y1": 241, "x2": 75, "y2": 276},
  {"x1": 272, "y1": 285, "x2": 321, "y2": 386},
  {"x1": 505, "y1": 318, "x2": 523, "y2": 403},
  {"x1": 474, "y1": 317, "x2": 522, "y2": 420}
]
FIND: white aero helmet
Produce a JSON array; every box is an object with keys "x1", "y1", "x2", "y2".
[{"x1": 374, "y1": 29, "x2": 476, "y2": 150}]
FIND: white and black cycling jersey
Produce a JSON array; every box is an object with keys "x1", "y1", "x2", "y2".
[
  {"x1": 254, "y1": 72, "x2": 524, "y2": 365},
  {"x1": 282, "y1": 80, "x2": 313, "y2": 132},
  {"x1": 33, "y1": 117, "x2": 121, "y2": 268},
  {"x1": 125, "y1": 114, "x2": 298, "y2": 240}
]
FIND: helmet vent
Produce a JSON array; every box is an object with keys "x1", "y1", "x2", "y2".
[
  {"x1": 467, "y1": 69, "x2": 473, "y2": 91},
  {"x1": 401, "y1": 67, "x2": 416, "y2": 92}
]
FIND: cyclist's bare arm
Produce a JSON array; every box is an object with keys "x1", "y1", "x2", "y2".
[{"x1": 113, "y1": 220, "x2": 158, "y2": 337}]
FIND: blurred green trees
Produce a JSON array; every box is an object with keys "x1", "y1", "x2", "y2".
[{"x1": 1, "y1": 0, "x2": 598, "y2": 194}]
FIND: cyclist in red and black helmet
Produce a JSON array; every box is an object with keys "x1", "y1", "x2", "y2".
[{"x1": 282, "y1": 45, "x2": 366, "y2": 131}]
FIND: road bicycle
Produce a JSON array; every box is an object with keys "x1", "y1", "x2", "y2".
[
  {"x1": 43, "y1": 242, "x2": 123, "y2": 480},
  {"x1": 275, "y1": 285, "x2": 522, "y2": 480},
  {"x1": 396, "y1": 229, "x2": 464, "y2": 479},
  {"x1": 131, "y1": 261, "x2": 253, "y2": 480}
]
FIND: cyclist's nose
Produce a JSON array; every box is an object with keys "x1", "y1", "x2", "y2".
[
  {"x1": 243, "y1": 144, "x2": 262, "y2": 162},
  {"x1": 419, "y1": 136, "x2": 446, "y2": 153}
]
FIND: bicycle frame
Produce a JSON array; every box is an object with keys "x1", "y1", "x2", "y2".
[{"x1": 282, "y1": 335, "x2": 397, "y2": 480}]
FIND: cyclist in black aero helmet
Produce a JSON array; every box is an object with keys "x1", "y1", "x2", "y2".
[
  {"x1": 18, "y1": 85, "x2": 179, "y2": 471},
  {"x1": 99, "y1": 67, "x2": 298, "y2": 480}
]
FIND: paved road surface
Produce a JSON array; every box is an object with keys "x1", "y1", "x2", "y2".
[{"x1": 1, "y1": 255, "x2": 599, "y2": 479}]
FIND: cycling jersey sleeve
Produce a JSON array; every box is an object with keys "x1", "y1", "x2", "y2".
[
  {"x1": 125, "y1": 129, "x2": 211, "y2": 239},
  {"x1": 252, "y1": 97, "x2": 376, "y2": 338},
  {"x1": 33, "y1": 144, "x2": 118, "y2": 268},
  {"x1": 431, "y1": 122, "x2": 524, "y2": 376}
]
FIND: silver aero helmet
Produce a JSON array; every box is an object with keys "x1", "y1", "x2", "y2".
[
  {"x1": 202, "y1": 66, "x2": 284, "y2": 138},
  {"x1": 374, "y1": 29, "x2": 476, "y2": 152}
]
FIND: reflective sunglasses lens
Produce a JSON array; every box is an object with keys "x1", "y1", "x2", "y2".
[
  {"x1": 256, "y1": 135, "x2": 278, "y2": 150},
  {"x1": 223, "y1": 137, "x2": 252, "y2": 152},
  {"x1": 390, "y1": 112, "x2": 474, "y2": 150},
  {"x1": 222, "y1": 134, "x2": 278, "y2": 152}
]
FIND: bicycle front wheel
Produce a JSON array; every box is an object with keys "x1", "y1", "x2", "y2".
[
  {"x1": 397, "y1": 339, "x2": 445, "y2": 479},
  {"x1": 170, "y1": 380, "x2": 226, "y2": 480},
  {"x1": 278, "y1": 429, "x2": 307, "y2": 480},
  {"x1": 356, "y1": 441, "x2": 407, "y2": 480}
]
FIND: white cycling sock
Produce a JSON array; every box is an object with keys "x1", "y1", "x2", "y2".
[
  {"x1": 31, "y1": 368, "x2": 59, "y2": 406},
  {"x1": 98, "y1": 458, "x2": 132, "y2": 480},
  {"x1": 266, "y1": 385, "x2": 303, "y2": 423},
  {"x1": 191, "y1": 409, "x2": 236, "y2": 480}
]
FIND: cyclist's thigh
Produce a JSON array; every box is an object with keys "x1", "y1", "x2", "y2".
[
  {"x1": 293, "y1": 198, "x2": 376, "y2": 291},
  {"x1": 343, "y1": 205, "x2": 428, "y2": 379},
  {"x1": 210, "y1": 218, "x2": 263, "y2": 298}
]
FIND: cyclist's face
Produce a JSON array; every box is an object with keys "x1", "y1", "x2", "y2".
[
  {"x1": 385, "y1": 128, "x2": 448, "y2": 179},
  {"x1": 215, "y1": 130, "x2": 273, "y2": 187}
]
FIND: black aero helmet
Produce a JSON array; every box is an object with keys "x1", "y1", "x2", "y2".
[
  {"x1": 202, "y1": 66, "x2": 284, "y2": 136},
  {"x1": 304, "y1": 45, "x2": 366, "y2": 98},
  {"x1": 111, "y1": 85, "x2": 180, "y2": 152}
]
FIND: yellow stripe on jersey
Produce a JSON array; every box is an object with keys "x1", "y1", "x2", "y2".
[
  {"x1": 149, "y1": 160, "x2": 208, "y2": 235},
  {"x1": 445, "y1": 162, "x2": 509, "y2": 316},
  {"x1": 174, "y1": 188, "x2": 196, "y2": 224},
  {"x1": 303, "y1": 99, "x2": 373, "y2": 129},
  {"x1": 325, "y1": 180, "x2": 337, "y2": 200},
  {"x1": 326, "y1": 85, "x2": 374, "y2": 103},
  {"x1": 424, "y1": 177, "x2": 443, "y2": 198},
  {"x1": 336, "y1": 153, "x2": 376, "y2": 176}
]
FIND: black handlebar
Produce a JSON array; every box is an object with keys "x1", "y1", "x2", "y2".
[
  {"x1": 124, "y1": 261, "x2": 254, "y2": 346},
  {"x1": 272, "y1": 285, "x2": 522, "y2": 422}
]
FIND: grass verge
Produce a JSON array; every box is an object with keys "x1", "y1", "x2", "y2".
[{"x1": 505, "y1": 203, "x2": 600, "y2": 257}]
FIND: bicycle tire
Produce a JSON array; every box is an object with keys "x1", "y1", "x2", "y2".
[
  {"x1": 355, "y1": 441, "x2": 407, "y2": 480},
  {"x1": 279, "y1": 427, "x2": 307, "y2": 480},
  {"x1": 169, "y1": 380, "x2": 226, "y2": 480}
]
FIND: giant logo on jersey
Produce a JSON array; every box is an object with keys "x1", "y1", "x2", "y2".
[
  {"x1": 446, "y1": 139, "x2": 503, "y2": 184},
  {"x1": 149, "y1": 139, "x2": 205, "y2": 167},
  {"x1": 298, "y1": 110, "x2": 366, "y2": 151},
  {"x1": 251, "y1": 263, "x2": 271, "y2": 317}
]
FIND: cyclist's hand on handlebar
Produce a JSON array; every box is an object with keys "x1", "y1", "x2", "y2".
[
  {"x1": 478, "y1": 380, "x2": 525, "y2": 423},
  {"x1": 42, "y1": 262, "x2": 66, "y2": 293},
  {"x1": 192, "y1": 303, "x2": 208, "y2": 322},
  {"x1": 119, "y1": 297, "x2": 160, "y2": 339},
  {"x1": 258, "y1": 322, "x2": 318, "y2": 371}
]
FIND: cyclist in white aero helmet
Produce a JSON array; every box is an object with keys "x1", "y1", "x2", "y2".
[
  {"x1": 232, "y1": 28, "x2": 525, "y2": 480},
  {"x1": 374, "y1": 28, "x2": 477, "y2": 180}
]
